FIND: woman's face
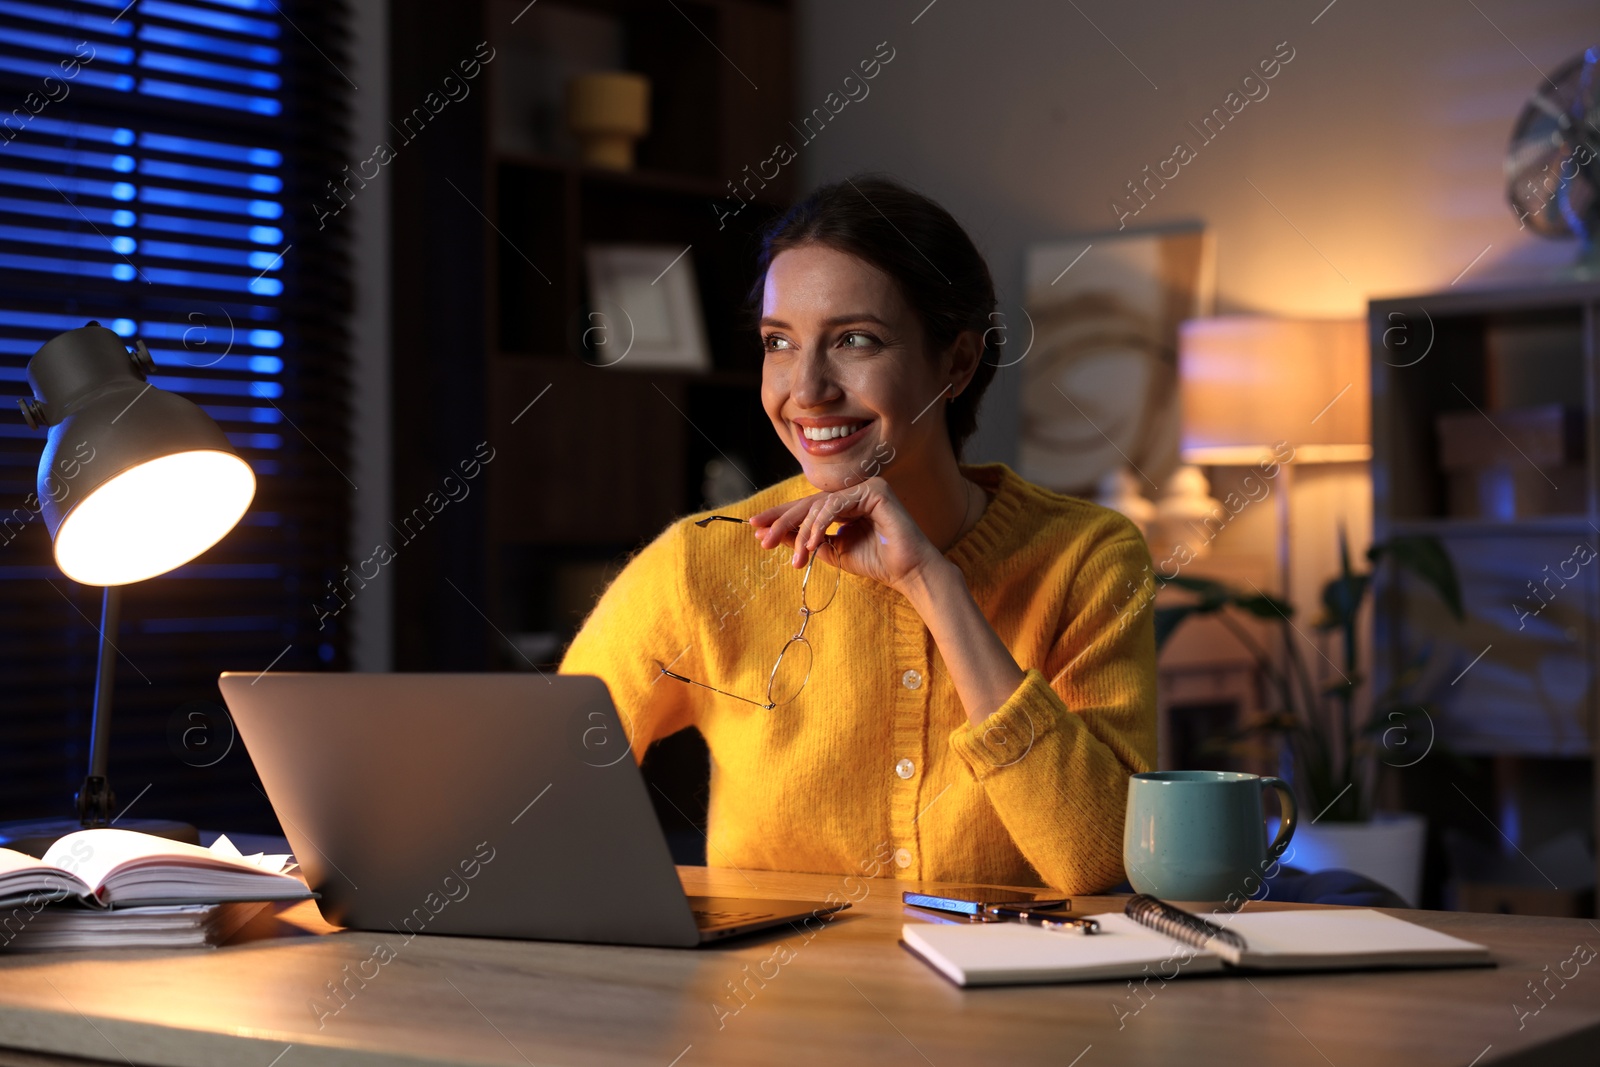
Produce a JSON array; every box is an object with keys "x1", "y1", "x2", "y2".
[{"x1": 759, "y1": 243, "x2": 964, "y2": 493}]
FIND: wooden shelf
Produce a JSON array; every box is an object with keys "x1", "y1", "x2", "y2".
[
  {"x1": 583, "y1": 366, "x2": 765, "y2": 389},
  {"x1": 534, "y1": 0, "x2": 794, "y2": 13},
  {"x1": 1387, "y1": 515, "x2": 1597, "y2": 537},
  {"x1": 495, "y1": 151, "x2": 785, "y2": 206},
  {"x1": 495, "y1": 351, "x2": 761, "y2": 388}
]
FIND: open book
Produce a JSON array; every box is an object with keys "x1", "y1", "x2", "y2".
[
  {"x1": 0, "y1": 828, "x2": 313, "y2": 909},
  {"x1": 902, "y1": 907, "x2": 1493, "y2": 987}
]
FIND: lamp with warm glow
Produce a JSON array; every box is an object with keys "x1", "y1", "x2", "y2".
[
  {"x1": 0, "y1": 322, "x2": 256, "y2": 855},
  {"x1": 1176, "y1": 315, "x2": 1369, "y2": 597},
  {"x1": 1179, "y1": 315, "x2": 1369, "y2": 466}
]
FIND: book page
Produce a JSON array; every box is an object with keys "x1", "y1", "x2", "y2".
[
  {"x1": 38, "y1": 829, "x2": 282, "y2": 894},
  {"x1": 0, "y1": 847, "x2": 89, "y2": 902},
  {"x1": 209, "y1": 834, "x2": 294, "y2": 874},
  {"x1": 0, "y1": 848, "x2": 50, "y2": 876}
]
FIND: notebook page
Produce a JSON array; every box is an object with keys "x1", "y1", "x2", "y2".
[
  {"x1": 1226, "y1": 909, "x2": 1491, "y2": 967},
  {"x1": 903, "y1": 914, "x2": 1225, "y2": 986}
]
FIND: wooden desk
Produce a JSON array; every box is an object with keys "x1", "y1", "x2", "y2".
[{"x1": 0, "y1": 866, "x2": 1596, "y2": 1066}]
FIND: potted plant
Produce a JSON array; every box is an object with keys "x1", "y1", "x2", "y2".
[{"x1": 1154, "y1": 533, "x2": 1465, "y2": 905}]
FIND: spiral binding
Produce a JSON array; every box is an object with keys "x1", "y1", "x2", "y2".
[{"x1": 1124, "y1": 894, "x2": 1249, "y2": 954}]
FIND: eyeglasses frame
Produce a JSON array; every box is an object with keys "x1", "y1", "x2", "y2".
[{"x1": 656, "y1": 514, "x2": 838, "y2": 710}]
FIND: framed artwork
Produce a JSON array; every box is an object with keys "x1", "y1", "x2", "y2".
[
  {"x1": 1019, "y1": 225, "x2": 1215, "y2": 496},
  {"x1": 582, "y1": 243, "x2": 711, "y2": 371}
]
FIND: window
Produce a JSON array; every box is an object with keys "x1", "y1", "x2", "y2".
[{"x1": 0, "y1": 0, "x2": 352, "y2": 831}]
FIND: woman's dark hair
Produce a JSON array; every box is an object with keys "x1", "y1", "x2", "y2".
[{"x1": 750, "y1": 175, "x2": 999, "y2": 457}]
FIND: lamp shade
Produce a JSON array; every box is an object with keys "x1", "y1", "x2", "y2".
[
  {"x1": 1178, "y1": 315, "x2": 1369, "y2": 464},
  {"x1": 23, "y1": 323, "x2": 256, "y2": 586}
]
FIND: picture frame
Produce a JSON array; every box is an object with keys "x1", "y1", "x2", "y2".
[
  {"x1": 1018, "y1": 224, "x2": 1215, "y2": 497},
  {"x1": 582, "y1": 242, "x2": 711, "y2": 371}
]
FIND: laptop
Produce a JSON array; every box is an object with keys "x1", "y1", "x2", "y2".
[{"x1": 217, "y1": 672, "x2": 848, "y2": 947}]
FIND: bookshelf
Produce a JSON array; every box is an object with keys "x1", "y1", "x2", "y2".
[
  {"x1": 1370, "y1": 279, "x2": 1600, "y2": 911},
  {"x1": 390, "y1": 1, "x2": 799, "y2": 860},
  {"x1": 391, "y1": 0, "x2": 799, "y2": 670},
  {"x1": 484, "y1": 0, "x2": 800, "y2": 653}
]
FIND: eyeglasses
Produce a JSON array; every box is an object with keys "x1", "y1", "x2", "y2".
[{"x1": 657, "y1": 514, "x2": 839, "y2": 710}]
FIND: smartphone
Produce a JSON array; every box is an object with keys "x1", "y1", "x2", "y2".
[{"x1": 902, "y1": 887, "x2": 1070, "y2": 917}]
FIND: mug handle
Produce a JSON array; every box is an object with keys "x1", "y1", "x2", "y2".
[{"x1": 1261, "y1": 776, "x2": 1297, "y2": 860}]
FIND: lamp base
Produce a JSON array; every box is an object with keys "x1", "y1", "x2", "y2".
[{"x1": 0, "y1": 817, "x2": 199, "y2": 859}]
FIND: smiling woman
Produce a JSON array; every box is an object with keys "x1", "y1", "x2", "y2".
[{"x1": 560, "y1": 176, "x2": 1158, "y2": 894}]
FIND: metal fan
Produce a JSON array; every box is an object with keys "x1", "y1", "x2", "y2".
[{"x1": 1505, "y1": 45, "x2": 1600, "y2": 261}]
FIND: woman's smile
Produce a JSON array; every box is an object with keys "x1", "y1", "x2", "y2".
[{"x1": 793, "y1": 416, "x2": 875, "y2": 455}]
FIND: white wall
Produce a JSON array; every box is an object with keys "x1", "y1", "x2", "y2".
[
  {"x1": 796, "y1": 0, "x2": 1594, "y2": 466},
  {"x1": 348, "y1": 0, "x2": 392, "y2": 671},
  {"x1": 350, "y1": 0, "x2": 1593, "y2": 666},
  {"x1": 794, "y1": 0, "x2": 1594, "y2": 652}
]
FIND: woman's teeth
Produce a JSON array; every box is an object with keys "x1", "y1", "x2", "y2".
[{"x1": 802, "y1": 423, "x2": 864, "y2": 441}]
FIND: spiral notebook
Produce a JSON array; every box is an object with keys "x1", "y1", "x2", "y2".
[{"x1": 901, "y1": 895, "x2": 1493, "y2": 987}]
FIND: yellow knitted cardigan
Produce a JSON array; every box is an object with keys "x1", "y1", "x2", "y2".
[{"x1": 559, "y1": 462, "x2": 1157, "y2": 893}]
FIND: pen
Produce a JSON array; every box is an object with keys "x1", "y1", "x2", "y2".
[
  {"x1": 984, "y1": 904, "x2": 1100, "y2": 934},
  {"x1": 904, "y1": 904, "x2": 1005, "y2": 924}
]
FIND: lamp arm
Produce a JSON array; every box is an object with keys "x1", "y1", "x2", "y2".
[{"x1": 75, "y1": 585, "x2": 119, "y2": 826}]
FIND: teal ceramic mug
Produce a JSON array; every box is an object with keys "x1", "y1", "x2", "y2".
[{"x1": 1123, "y1": 771, "x2": 1298, "y2": 903}]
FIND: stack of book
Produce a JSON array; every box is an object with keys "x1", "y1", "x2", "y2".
[{"x1": 0, "y1": 827, "x2": 314, "y2": 951}]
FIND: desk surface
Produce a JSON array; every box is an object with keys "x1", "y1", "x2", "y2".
[{"x1": 0, "y1": 866, "x2": 1595, "y2": 1067}]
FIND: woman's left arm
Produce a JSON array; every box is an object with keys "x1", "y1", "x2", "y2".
[
  {"x1": 916, "y1": 530, "x2": 1158, "y2": 893},
  {"x1": 899, "y1": 558, "x2": 1026, "y2": 728},
  {"x1": 757, "y1": 480, "x2": 1157, "y2": 892}
]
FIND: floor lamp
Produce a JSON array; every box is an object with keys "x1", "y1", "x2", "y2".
[
  {"x1": 1177, "y1": 315, "x2": 1370, "y2": 602},
  {"x1": 0, "y1": 323, "x2": 257, "y2": 856}
]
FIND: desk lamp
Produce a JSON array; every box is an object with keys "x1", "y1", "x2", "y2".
[{"x1": 0, "y1": 322, "x2": 256, "y2": 856}]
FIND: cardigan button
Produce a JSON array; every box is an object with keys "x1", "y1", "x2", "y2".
[
  {"x1": 893, "y1": 847, "x2": 912, "y2": 869},
  {"x1": 894, "y1": 758, "x2": 915, "y2": 779},
  {"x1": 901, "y1": 669, "x2": 923, "y2": 690}
]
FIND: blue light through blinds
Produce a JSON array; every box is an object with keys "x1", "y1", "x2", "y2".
[
  {"x1": 0, "y1": 0, "x2": 351, "y2": 833},
  {"x1": 0, "y1": 0, "x2": 291, "y2": 468},
  {"x1": 0, "y1": 0, "x2": 280, "y2": 115}
]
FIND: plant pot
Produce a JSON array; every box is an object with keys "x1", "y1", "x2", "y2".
[{"x1": 1267, "y1": 810, "x2": 1427, "y2": 906}]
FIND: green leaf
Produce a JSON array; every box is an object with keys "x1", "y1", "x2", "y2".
[
  {"x1": 1317, "y1": 572, "x2": 1370, "y2": 630},
  {"x1": 1161, "y1": 575, "x2": 1226, "y2": 594},
  {"x1": 1153, "y1": 605, "x2": 1199, "y2": 650},
  {"x1": 1160, "y1": 575, "x2": 1236, "y2": 611},
  {"x1": 1369, "y1": 536, "x2": 1464, "y2": 620},
  {"x1": 1234, "y1": 593, "x2": 1291, "y2": 620}
]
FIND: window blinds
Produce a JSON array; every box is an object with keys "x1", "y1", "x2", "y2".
[{"x1": 0, "y1": 0, "x2": 352, "y2": 831}]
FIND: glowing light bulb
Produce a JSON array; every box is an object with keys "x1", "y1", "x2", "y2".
[{"x1": 53, "y1": 451, "x2": 256, "y2": 586}]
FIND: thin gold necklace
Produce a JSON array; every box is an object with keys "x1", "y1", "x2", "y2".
[{"x1": 952, "y1": 477, "x2": 976, "y2": 547}]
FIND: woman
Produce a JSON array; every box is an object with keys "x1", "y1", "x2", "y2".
[{"x1": 561, "y1": 176, "x2": 1156, "y2": 893}]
